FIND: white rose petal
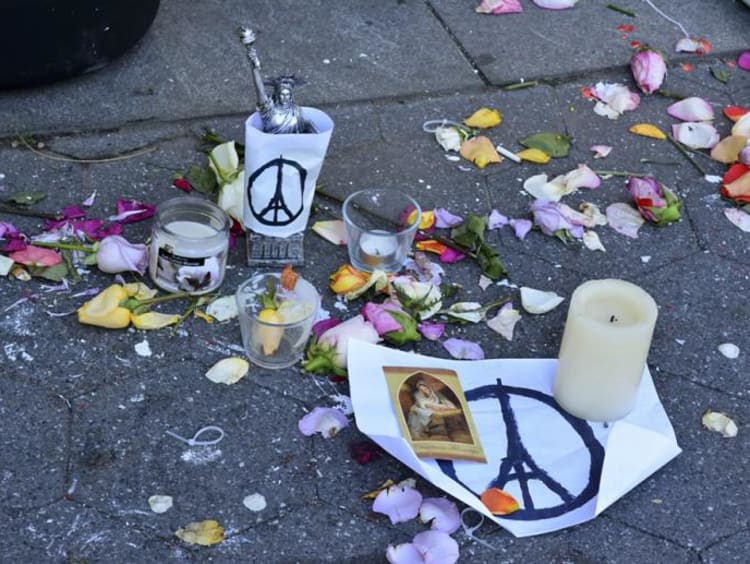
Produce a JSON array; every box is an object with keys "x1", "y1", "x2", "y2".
[
  {"x1": 243, "y1": 493, "x2": 267, "y2": 512},
  {"x1": 582, "y1": 230, "x2": 606, "y2": 252},
  {"x1": 205, "y1": 357, "x2": 250, "y2": 385},
  {"x1": 434, "y1": 126, "x2": 462, "y2": 152},
  {"x1": 486, "y1": 305, "x2": 522, "y2": 341},
  {"x1": 0, "y1": 255, "x2": 15, "y2": 276},
  {"x1": 724, "y1": 208, "x2": 750, "y2": 233},
  {"x1": 206, "y1": 296, "x2": 239, "y2": 322},
  {"x1": 148, "y1": 495, "x2": 173, "y2": 514},
  {"x1": 520, "y1": 287, "x2": 565, "y2": 314},
  {"x1": 718, "y1": 343, "x2": 740, "y2": 359}
]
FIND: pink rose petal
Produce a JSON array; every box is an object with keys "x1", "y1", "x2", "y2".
[
  {"x1": 419, "y1": 498, "x2": 461, "y2": 534},
  {"x1": 115, "y1": 198, "x2": 156, "y2": 224},
  {"x1": 9, "y1": 245, "x2": 62, "y2": 267},
  {"x1": 475, "y1": 0, "x2": 523, "y2": 14},
  {"x1": 373, "y1": 484, "x2": 423, "y2": 525},
  {"x1": 386, "y1": 542, "x2": 423, "y2": 564},
  {"x1": 298, "y1": 407, "x2": 349, "y2": 438},
  {"x1": 590, "y1": 145, "x2": 613, "y2": 159},
  {"x1": 312, "y1": 318, "x2": 341, "y2": 339},
  {"x1": 438, "y1": 247, "x2": 465, "y2": 264},
  {"x1": 510, "y1": 218, "x2": 532, "y2": 240},
  {"x1": 443, "y1": 338, "x2": 485, "y2": 360},
  {"x1": 667, "y1": 97, "x2": 715, "y2": 122},
  {"x1": 564, "y1": 164, "x2": 601, "y2": 191},
  {"x1": 739, "y1": 51, "x2": 750, "y2": 71}
]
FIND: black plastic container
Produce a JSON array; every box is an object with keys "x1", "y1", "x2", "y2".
[{"x1": 1, "y1": 0, "x2": 161, "y2": 90}]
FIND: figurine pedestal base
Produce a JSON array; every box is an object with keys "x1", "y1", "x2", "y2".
[{"x1": 246, "y1": 232, "x2": 304, "y2": 266}]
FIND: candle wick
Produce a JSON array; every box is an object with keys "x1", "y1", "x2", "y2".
[{"x1": 609, "y1": 315, "x2": 617, "y2": 323}]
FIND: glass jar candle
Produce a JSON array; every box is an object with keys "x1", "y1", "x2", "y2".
[{"x1": 149, "y1": 197, "x2": 230, "y2": 294}]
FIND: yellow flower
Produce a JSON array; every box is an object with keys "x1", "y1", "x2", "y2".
[
  {"x1": 330, "y1": 264, "x2": 369, "y2": 294},
  {"x1": 407, "y1": 208, "x2": 435, "y2": 230},
  {"x1": 463, "y1": 107, "x2": 502, "y2": 129},
  {"x1": 131, "y1": 311, "x2": 182, "y2": 330},
  {"x1": 77, "y1": 284, "x2": 132, "y2": 329}
]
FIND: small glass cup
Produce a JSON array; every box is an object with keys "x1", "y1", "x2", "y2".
[
  {"x1": 236, "y1": 272, "x2": 320, "y2": 369},
  {"x1": 342, "y1": 188, "x2": 421, "y2": 272}
]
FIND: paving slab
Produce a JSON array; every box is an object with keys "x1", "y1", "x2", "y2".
[{"x1": 430, "y1": 0, "x2": 750, "y2": 85}]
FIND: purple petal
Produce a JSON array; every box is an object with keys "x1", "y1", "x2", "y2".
[
  {"x1": 739, "y1": 51, "x2": 750, "y2": 72},
  {"x1": 438, "y1": 247, "x2": 466, "y2": 263},
  {"x1": 412, "y1": 530, "x2": 460, "y2": 564},
  {"x1": 418, "y1": 322, "x2": 445, "y2": 341},
  {"x1": 298, "y1": 407, "x2": 349, "y2": 438},
  {"x1": 530, "y1": 199, "x2": 572, "y2": 236},
  {"x1": 61, "y1": 204, "x2": 87, "y2": 220},
  {"x1": 667, "y1": 97, "x2": 714, "y2": 122},
  {"x1": 386, "y1": 542, "x2": 423, "y2": 564},
  {"x1": 488, "y1": 209, "x2": 509, "y2": 229},
  {"x1": 0, "y1": 222, "x2": 20, "y2": 238},
  {"x1": 443, "y1": 338, "x2": 485, "y2": 360},
  {"x1": 373, "y1": 484, "x2": 423, "y2": 525},
  {"x1": 419, "y1": 498, "x2": 461, "y2": 534},
  {"x1": 115, "y1": 198, "x2": 156, "y2": 224},
  {"x1": 509, "y1": 218, "x2": 532, "y2": 240},
  {"x1": 82, "y1": 191, "x2": 97, "y2": 207},
  {"x1": 1, "y1": 238, "x2": 27, "y2": 252},
  {"x1": 434, "y1": 208, "x2": 463, "y2": 228},
  {"x1": 312, "y1": 318, "x2": 340, "y2": 339}
]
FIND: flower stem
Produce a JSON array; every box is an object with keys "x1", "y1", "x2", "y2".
[
  {"x1": 0, "y1": 203, "x2": 62, "y2": 220},
  {"x1": 503, "y1": 80, "x2": 538, "y2": 91},
  {"x1": 592, "y1": 170, "x2": 652, "y2": 178},
  {"x1": 667, "y1": 136, "x2": 707, "y2": 176},
  {"x1": 32, "y1": 240, "x2": 96, "y2": 253},
  {"x1": 607, "y1": 3, "x2": 636, "y2": 17}
]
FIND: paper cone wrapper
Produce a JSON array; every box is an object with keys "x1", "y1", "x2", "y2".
[{"x1": 242, "y1": 108, "x2": 333, "y2": 238}]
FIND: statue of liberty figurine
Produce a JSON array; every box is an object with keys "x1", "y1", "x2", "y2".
[{"x1": 239, "y1": 26, "x2": 316, "y2": 134}]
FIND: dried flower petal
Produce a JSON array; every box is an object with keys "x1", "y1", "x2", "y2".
[
  {"x1": 298, "y1": 406, "x2": 350, "y2": 438},
  {"x1": 486, "y1": 302, "x2": 521, "y2": 341},
  {"x1": 312, "y1": 220, "x2": 347, "y2": 245},
  {"x1": 463, "y1": 107, "x2": 502, "y2": 129},
  {"x1": 373, "y1": 484, "x2": 423, "y2": 525},
  {"x1": 718, "y1": 343, "x2": 740, "y2": 359},
  {"x1": 175, "y1": 520, "x2": 224, "y2": 546},
  {"x1": 443, "y1": 338, "x2": 485, "y2": 360},
  {"x1": 205, "y1": 357, "x2": 250, "y2": 385},
  {"x1": 460, "y1": 136, "x2": 502, "y2": 169},
  {"x1": 148, "y1": 495, "x2": 173, "y2": 514},
  {"x1": 701, "y1": 410, "x2": 738, "y2": 438},
  {"x1": 349, "y1": 440, "x2": 383, "y2": 465},
  {"x1": 520, "y1": 287, "x2": 564, "y2": 314},
  {"x1": 606, "y1": 203, "x2": 644, "y2": 238},
  {"x1": 629, "y1": 123, "x2": 667, "y2": 140}
]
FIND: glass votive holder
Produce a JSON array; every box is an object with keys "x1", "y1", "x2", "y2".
[
  {"x1": 148, "y1": 196, "x2": 230, "y2": 295},
  {"x1": 342, "y1": 188, "x2": 421, "y2": 273},
  {"x1": 236, "y1": 272, "x2": 320, "y2": 369}
]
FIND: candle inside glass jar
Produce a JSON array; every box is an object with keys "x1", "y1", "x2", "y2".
[
  {"x1": 149, "y1": 198, "x2": 230, "y2": 295},
  {"x1": 359, "y1": 230, "x2": 398, "y2": 267}
]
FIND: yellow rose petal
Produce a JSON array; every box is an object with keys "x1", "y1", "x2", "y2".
[
  {"x1": 175, "y1": 519, "x2": 225, "y2": 546},
  {"x1": 710, "y1": 135, "x2": 748, "y2": 164},
  {"x1": 205, "y1": 357, "x2": 250, "y2": 385},
  {"x1": 460, "y1": 136, "x2": 502, "y2": 169},
  {"x1": 516, "y1": 148, "x2": 551, "y2": 164},
  {"x1": 463, "y1": 107, "x2": 502, "y2": 129},
  {"x1": 77, "y1": 284, "x2": 132, "y2": 329},
  {"x1": 131, "y1": 311, "x2": 181, "y2": 330},
  {"x1": 123, "y1": 282, "x2": 158, "y2": 300},
  {"x1": 629, "y1": 123, "x2": 667, "y2": 140}
]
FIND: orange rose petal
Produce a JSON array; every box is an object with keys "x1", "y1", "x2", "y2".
[
  {"x1": 329, "y1": 264, "x2": 368, "y2": 294},
  {"x1": 480, "y1": 487, "x2": 521, "y2": 516},
  {"x1": 415, "y1": 239, "x2": 448, "y2": 255},
  {"x1": 680, "y1": 63, "x2": 695, "y2": 72},
  {"x1": 724, "y1": 106, "x2": 749, "y2": 123},
  {"x1": 281, "y1": 264, "x2": 300, "y2": 291},
  {"x1": 721, "y1": 168, "x2": 750, "y2": 204}
]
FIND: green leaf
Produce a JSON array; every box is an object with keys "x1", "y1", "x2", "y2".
[
  {"x1": 185, "y1": 165, "x2": 218, "y2": 196},
  {"x1": 519, "y1": 132, "x2": 571, "y2": 158},
  {"x1": 4, "y1": 191, "x2": 47, "y2": 206},
  {"x1": 29, "y1": 263, "x2": 68, "y2": 281},
  {"x1": 451, "y1": 214, "x2": 487, "y2": 247},
  {"x1": 710, "y1": 67, "x2": 731, "y2": 84}
]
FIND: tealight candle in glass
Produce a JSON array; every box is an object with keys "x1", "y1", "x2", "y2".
[{"x1": 149, "y1": 197, "x2": 230, "y2": 295}]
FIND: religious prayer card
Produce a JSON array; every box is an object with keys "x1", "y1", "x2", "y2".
[{"x1": 383, "y1": 366, "x2": 486, "y2": 463}]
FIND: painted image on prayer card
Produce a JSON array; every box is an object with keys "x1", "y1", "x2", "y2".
[{"x1": 384, "y1": 367, "x2": 486, "y2": 463}]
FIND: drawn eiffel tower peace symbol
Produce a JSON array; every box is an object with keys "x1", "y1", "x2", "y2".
[
  {"x1": 438, "y1": 378, "x2": 605, "y2": 520},
  {"x1": 247, "y1": 154, "x2": 308, "y2": 226}
]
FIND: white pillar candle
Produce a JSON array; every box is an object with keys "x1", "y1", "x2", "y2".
[
  {"x1": 553, "y1": 279, "x2": 658, "y2": 422},
  {"x1": 359, "y1": 230, "x2": 398, "y2": 267}
]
